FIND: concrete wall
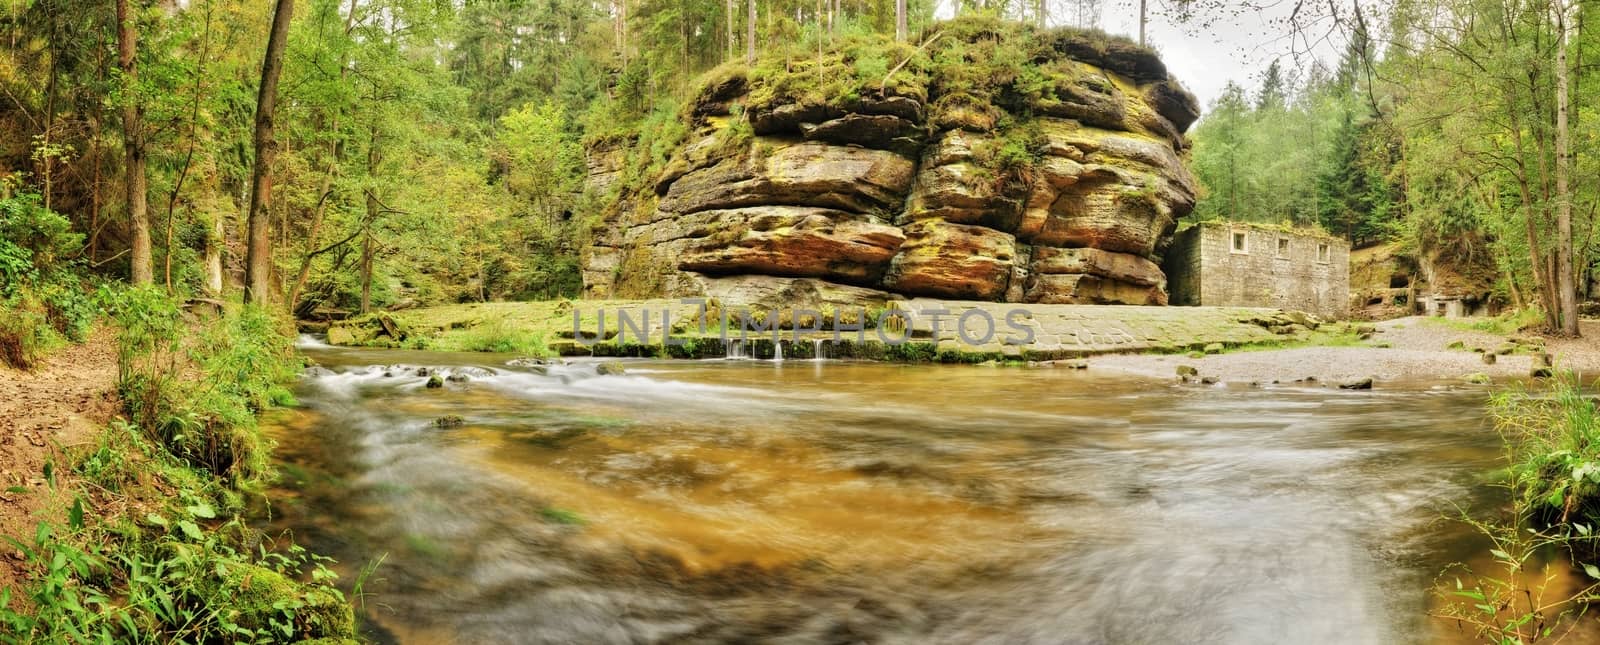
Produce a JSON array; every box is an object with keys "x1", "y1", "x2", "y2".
[{"x1": 1164, "y1": 223, "x2": 1350, "y2": 319}]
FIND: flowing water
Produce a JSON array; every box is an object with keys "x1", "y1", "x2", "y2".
[{"x1": 265, "y1": 341, "x2": 1538, "y2": 644}]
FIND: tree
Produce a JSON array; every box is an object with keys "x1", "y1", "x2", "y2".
[
  {"x1": 244, "y1": 0, "x2": 294, "y2": 305},
  {"x1": 1554, "y1": 0, "x2": 1579, "y2": 335},
  {"x1": 896, "y1": 0, "x2": 907, "y2": 41},
  {"x1": 117, "y1": 0, "x2": 151, "y2": 285}
]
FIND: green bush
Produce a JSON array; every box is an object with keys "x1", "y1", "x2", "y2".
[
  {"x1": 0, "y1": 494, "x2": 355, "y2": 643},
  {"x1": 103, "y1": 287, "x2": 293, "y2": 493},
  {"x1": 1493, "y1": 375, "x2": 1600, "y2": 527},
  {"x1": 0, "y1": 191, "x2": 94, "y2": 368}
]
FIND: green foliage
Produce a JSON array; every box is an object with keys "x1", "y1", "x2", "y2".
[
  {"x1": 0, "y1": 191, "x2": 95, "y2": 368},
  {"x1": 0, "y1": 495, "x2": 354, "y2": 643},
  {"x1": 0, "y1": 190, "x2": 82, "y2": 292},
  {"x1": 459, "y1": 317, "x2": 552, "y2": 357},
  {"x1": 1435, "y1": 377, "x2": 1600, "y2": 643},
  {"x1": 104, "y1": 287, "x2": 294, "y2": 492},
  {"x1": 0, "y1": 288, "x2": 361, "y2": 642},
  {"x1": 1493, "y1": 376, "x2": 1600, "y2": 526}
]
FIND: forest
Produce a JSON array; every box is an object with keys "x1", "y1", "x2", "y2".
[
  {"x1": 0, "y1": 0, "x2": 1590, "y2": 334},
  {"x1": 5, "y1": 1, "x2": 1600, "y2": 643}
]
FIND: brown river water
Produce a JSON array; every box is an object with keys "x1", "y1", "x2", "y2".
[{"x1": 261, "y1": 337, "x2": 1580, "y2": 644}]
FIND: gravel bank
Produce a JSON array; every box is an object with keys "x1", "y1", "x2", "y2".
[{"x1": 1092, "y1": 317, "x2": 1600, "y2": 386}]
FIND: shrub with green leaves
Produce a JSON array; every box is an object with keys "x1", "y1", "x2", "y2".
[
  {"x1": 1493, "y1": 375, "x2": 1600, "y2": 527},
  {"x1": 103, "y1": 287, "x2": 294, "y2": 493},
  {"x1": 0, "y1": 190, "x2": 95, "y2": 368}
]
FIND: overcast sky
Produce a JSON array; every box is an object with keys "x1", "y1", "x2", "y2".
[
  {"x1": 1101, "y1": 3, "x2": 1288, "y2": 109},
  {"x1": 935, "y1": 1, "x2": 1348, "y2": 114}
]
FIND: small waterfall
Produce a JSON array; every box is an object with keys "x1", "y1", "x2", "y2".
[
  {"x1": 726, "y1": 339, "x2": 743, "y2": 360},
  {"x1": 812, "y1": 339, "x2": 825, "y2": 361},
  {"x1": 773, "y1": 340, "x2": 784, "y2": 363}
]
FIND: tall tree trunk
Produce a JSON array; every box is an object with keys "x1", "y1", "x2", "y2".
[
  {"x1": 1139, "y1": 0, "x2": 1148, "y2": 46},
  {"x1": 1555, "y1": 0, "x2": 1581, "y2": 335},
  {"x1": 895, "y1": 0, "x2": 907, "y2": 41},
  {"x1": 117, "y1": 0, "x2": 151, "y2": 285},
  {"x1": 726, "y1": 0, "x2": 734, "y2": 61},
  {"x1": 359, "y1": 127, "x2": 381, "y2": 314},
  {"x1": 747, "y1": 0, "x2": 756, "y2": 65},
  {"x1": 244, "y1": 0, "x2": 295, "y2": 305},
  {"x1": 614, "y1": 0, "x2": 626, "y2": 63},
  {"x1": 359, "y1": 224, "x2": 374, "y2": 314},
  {"x1": 205, "y1": 212, "x2": 223, "y2": 295}
]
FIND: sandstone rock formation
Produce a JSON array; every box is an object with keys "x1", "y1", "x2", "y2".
[{"x1": 582, "y1": 18, "x2": 1200, "y2": 307}]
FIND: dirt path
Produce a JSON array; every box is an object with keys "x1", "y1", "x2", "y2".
[
  {"x1": 1094, "y1": 317, "x2": 1600, "y2": 385},
  {"x1": 0, "y1": 328, "x2": 120, "y2": 592}
]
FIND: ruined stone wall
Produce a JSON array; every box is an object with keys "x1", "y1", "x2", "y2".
[{"x1": 1166, "y1": 223, "x2": 1350, "y2": 319}]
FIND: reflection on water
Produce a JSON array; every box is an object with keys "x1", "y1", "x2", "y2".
[{"x1": 264, "y1": 344, "x2": 1524, "y2": 644}]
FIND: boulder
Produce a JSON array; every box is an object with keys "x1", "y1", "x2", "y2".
[
  {"x1": 596, "y1": 361, "x2": 627, "y2": 376},
  {"x1": 801, "y1": 113, "x2": 923, "y2": 152},
  {"x1": 1023, "y1": 273, "x2": 1165, "y2": 305},
  {"x1": 425, "y1": 375, "x2": 445, "y2": 389},
  {"x1": 658, "y1": 141, "x2": 916, "y2": 217},
  {"x1": 676, "y1": 207, "x2": 905, "y2": 285},
  {"x1": 751, "y1": 102, "x2": 842, "y2": 135},
  {"x1": 1145, "y1": 79, "x2": 1201, "y2": 134},
  {"x1": 1031, "y1": 247, "x2": 1165, "y2": 286},
  {"x1": 881, "y1": 221, "x2": 1017, "y2": 300},
  {"x1": 1338, "y1": 377, "x2": 1374, "y2": 390}
]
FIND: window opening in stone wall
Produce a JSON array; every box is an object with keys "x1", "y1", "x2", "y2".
[
  {"x1": 1277, "y1": 238, "x2": 1289, "y2": 257},
  {"x1": 1317, "y1": 243, "x2": 1330, "y2": 262},
  {"x1": 1232, "y1": 231, "x2": 1247, "y2": 253}
]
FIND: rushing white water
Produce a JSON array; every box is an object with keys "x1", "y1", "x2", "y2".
[{"x1": 266, "y1": 348, "x2": 1510, "y2": 645}]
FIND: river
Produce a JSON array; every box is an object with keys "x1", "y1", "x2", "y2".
[{"x1": 263, "y1": 340, "x2": 1531, "y2": 644}]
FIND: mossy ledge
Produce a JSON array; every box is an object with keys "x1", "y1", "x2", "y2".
[{"x1": 324, "y1": 298, "x2": 1358, "y2": 363}]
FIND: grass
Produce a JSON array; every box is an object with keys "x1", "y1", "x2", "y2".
[
  {"x1": 0, "y1": 287, "x2": 361, "y2": 643},
  {"x1": 1428, "y1": 308, "x2": 1547, "y2": 336},
  {"x1": 1433, "y1": 374, "x2": 1600, "y2": 643}
]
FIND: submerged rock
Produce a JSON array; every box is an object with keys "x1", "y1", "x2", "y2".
[
  {"x1": 1338, "y1": 377, "x2": 1374, "y2": 390},
  {"x1": 596, "y1": 361, "x2": 627, "y2": 376},
  {"x1": 434, "y1": 415, "x2": 465, "y2": 428},
  {"x1": 1176, "y1": 365, "x2": 1198, "y2": 378}
]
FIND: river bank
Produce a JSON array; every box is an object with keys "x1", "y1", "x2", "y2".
[
  {"x1": 318, "y1": 300, "x2": 1596, "y2": 387},
  {"x1": 0, "y1": 294, "x2": 361, "y2": 643},
  {"x1": 1094, "y1": 317, "x2": 1600, "y2": 385}
]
